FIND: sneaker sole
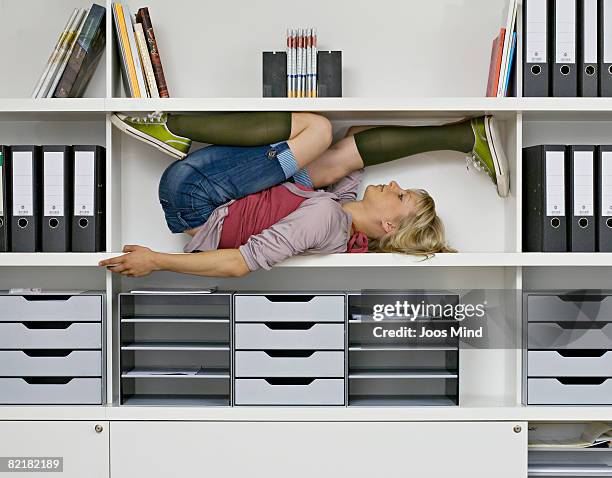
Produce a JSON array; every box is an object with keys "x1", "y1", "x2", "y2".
[
  {"x1": 110, "y1": 114, "x2": 187, "y2": 160},
  {"x1": 484, "y1": 116, "x2": 510, "y2": 198}
]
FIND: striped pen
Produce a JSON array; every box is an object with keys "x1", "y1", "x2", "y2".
[
  {"x1": 292, "y1": 29, "x2": 298, "y2": 98},
  {"x1": 286, "y1": 29, "x2": 292, "y2": 97},
  {"x1": 305, "y1": 29, "x2": 310, "y2": 97},
  {"x1": 312, "y1": 28, "x2": 318, "y2": 97},
  {"x1": 297, "y1": 29, "x2": 303, "y2": 97}
]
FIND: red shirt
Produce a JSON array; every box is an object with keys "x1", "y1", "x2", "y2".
[{"x1": 218, "y1": 184, "x2": 312, "y2": 249}]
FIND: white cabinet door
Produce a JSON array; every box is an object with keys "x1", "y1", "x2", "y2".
[
  {"x1": 0, "y1": 421, "x2": 109, "y2": 478},
  {"x1": 111, "y1": 421, "x2": 526, "y2": 478}
]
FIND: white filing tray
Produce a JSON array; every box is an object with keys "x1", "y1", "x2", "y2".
[
  {"x1": 0, "y1": 377, "x2": 102, "y2": 404},
  {"x1": 0, "y1": 350, "x2": 102, "y2": 376},
  {"x1": 235, "y1": 323, "x2": 345, "y2": 350},
  {"x1": 234, "y1": 378, "x2": 345, "y2": 405},
  {"x1": 235, "y1": 351, "x2": 344, "y2": 377},
  {"x1": 234, "y1": 294, "x2": 345, "y2": 322},
  {"x1": 0, "y1": 294, "x2": 102, "y2": 322},
  {"x1": 527, "y1": 378, "x2": 612, "y2": 405},
  {"x1": 0, "y1": 322, "x2": 102, "y2": 349}
]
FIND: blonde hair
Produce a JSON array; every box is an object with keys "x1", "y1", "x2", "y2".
[{"x1": 368, "y1": 189, "x2": 456, "y2": 256}]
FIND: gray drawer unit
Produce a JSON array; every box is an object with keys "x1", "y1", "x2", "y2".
[
  {"x1": 528, "y1": 350, "x2": 612, "y2": 377},
  {"x1": 234, "y1": 294, "x2": 345, "y2": 323},
  {"x1": 0, "y1": 351, "x2": 102, "y2": 377},
  {"x1": 235, "y1": 351, "x2": 344, "y2": 377},
  {"x1": 235, "y1": 323, "x2": 345, "y2": 350},
  {"x1": 526, "y1": 292, "x2": 612, "y2": 322},
  {"x1": 527, "y1": 322, "x2": 612, "y2": 349},
  {"x1": 234, "y1": 378, "x2": 344, "y2": 405},
  {"x1": 0, "y1": 322, "x2": 102, "y2": 349},
  {"x1": 0, "y1": 378, "x2": 102, "y2": 405},
  {"x1": 0, "y1": 294, "x2": 102, "y2": 322},
  {"x1": 527, "y1": 378, "x2": 612, "y2": 405}
]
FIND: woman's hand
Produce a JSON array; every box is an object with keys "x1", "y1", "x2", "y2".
[{"x1": 99, "y1": 245, "x2": 160, "y2": 277}]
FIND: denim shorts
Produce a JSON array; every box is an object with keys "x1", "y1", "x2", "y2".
[{"x1": 158, "y1": 141, "x2": 308, "y2": 233}]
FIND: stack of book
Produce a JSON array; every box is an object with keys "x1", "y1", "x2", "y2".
[
  {"x1": 31, "y1": 4, "x2": 106, "y2": 98},
  {"x1": 112, "y1": 3, "x2": 169, "y2": 98},
  {"x1": 486, "y1": 0, "x2": 518, "y2": 97},
  {"x1": 286, "y1": 28, "x2": 317, "y2": 98}
]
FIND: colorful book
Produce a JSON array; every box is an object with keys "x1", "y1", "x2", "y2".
[
  {"x1": 53, "y1": 4, "x2": 106, "y2": 98},
  {"x1": 112, "y1": 3, "x2": 133, "y2": 97},
  {"x1": 31, "y1": 8, "x2": 79, "y2": 98},
  {"x1": 125, "y1": 4, "x2": 148, "y2": 98},
  {"x1": 134, "y1": 22, "x2": 159, "y2": 98},
  {"x1": 114, "y1": 3, "x2": 141, "y2": 97},
  {"x1": 486, "y1": 28, "x2": 505, "y2": 97},
  {"x1": 496, "y1": 0, "x2": 518, "y2": 97},
  {"x1": 136, "y1": 7, "x2": 169, "y2": 97},
  {"x1": 38, "y1": 8, "x2": 86, "y2": 98},
  {"x1": 47, "y1": 7, "x2": 89, "y2": 97},
  {"x1": 503, "y1": 31, "x2": 517, "y2": 97}
]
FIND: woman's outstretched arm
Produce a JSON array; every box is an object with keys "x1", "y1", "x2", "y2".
[{"x1": 99, "y1": 245, "x2": 250, "y2": 278}]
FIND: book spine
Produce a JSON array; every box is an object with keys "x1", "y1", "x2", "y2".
[
  {"x1": 137, "y1": 7, "x2": 169, "y2": 97},
  {"x1": 116, "y1": 3, "x2": 141, "y2": 97},
  {"x1": 124, "y1": 5, "x2": 148, "y2": 98},
  {"x1": 39, "y1": 8, "x2": 85, "y2": 98},
  {"x1": 112, "y1": 3, "x2": 133, "y2": 97},
  {"x1": 135, "y1": 23, "x2": 159, "y2": 98},
  {"x1": 53, "y1": 5, "x2": 105, "y2": 98},
  {"x1": 32, "y1": 8, "x2": 78, "y2": 98}
]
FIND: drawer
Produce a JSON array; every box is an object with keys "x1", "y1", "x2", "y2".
[
  {"x1": 0, "y1": 294, "x2": 102, "y2": 322},
  {"x1": 234, "y1": 295, "x2": 344, "y2": 322},
  {"x1": 235, "y1": 351, "x2": 345, "y2": 377},
  {"x1": 0, "y1": 323, "x2": 101, "y2": 349},
  {"x1": 0, "y1": 350, "x2": 101, "y2": 376},
  {"x1": 0, "y1": 377, "x2": 102, "y2": 404},
  {"x1": 235, "y1": 323, "x2": 344, "y2": 350},
  {"x1": 234, "y1": 378, "x2": 344, "y2": 405},
  {"x1": 528, "y1": 378, "x2": 612, "y2": 405},
  {"x1": 526, "y1": 293, "x2": 612, "y2": 322},
  {"x1": 528, "y1": 350, "x2": 612, "y2": 377},
  {"x1": 527, "y1": 322, "x2": 612, "y2": 349}
]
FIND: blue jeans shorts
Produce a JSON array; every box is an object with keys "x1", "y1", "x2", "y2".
[{"x1": 158, "y1": 141, "x2": 313, "y2": 233}]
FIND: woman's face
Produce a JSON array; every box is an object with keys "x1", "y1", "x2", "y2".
[{"x1": 363, "y1": 181, "x2": 418, "y2": 227}]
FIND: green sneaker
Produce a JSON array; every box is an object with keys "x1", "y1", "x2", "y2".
[
  {"x1": 110, "y1": 112, "x2": 192, "y2": 159},
  {"x1": 468, "y1": 115, "x2": 510, "y2": 198}
]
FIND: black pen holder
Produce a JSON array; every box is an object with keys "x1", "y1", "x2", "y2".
[{"x1": 262, "y1": 50, "x2": 342, "y2": 97}]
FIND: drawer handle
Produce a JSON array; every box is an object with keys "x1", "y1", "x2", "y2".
[
  {"x1": 264, "y1": 378, "x2": 316, "y2": 386},
  {"x1": 22, "y1": 377, "x2": 74, "y2": 385},
  {"x1": 22, "y1": 295, "x2": 72, "y2": 302},
  {"x1": 264, "y1": 322, "x2": 316, "y2": 330},
  {"x1": 559, "y1": 292, "x2": 607, "y2": 303},
  {"x1": 555, "y1": 322, "x2": 608, "y2": 330},
  {"x1": 264, "y1": 350, "x2": 316, "y2": 358},
  {"x1": 22, "y1": 322, "x2": 73, "y2": 330},
  {"x1": 556, "y1": 377, "x2": 608, "y2": 385},
  {"x1": 22, "y1": 350, "x2": 73, "y2": 358},
  {"x1": 263, "y1": 295, "x2": 315, "y2": 303},
  {"x1": 557, "y1": 350, "x2": 607, "y2": 358}
]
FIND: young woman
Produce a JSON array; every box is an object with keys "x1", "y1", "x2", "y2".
[{"x1": 101, "y1": 112, "x2": 508, "y2": 277}]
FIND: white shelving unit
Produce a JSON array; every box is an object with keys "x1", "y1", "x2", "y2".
[{"x1": 1, "y1": 0, "x2": 612, "y2": 476}]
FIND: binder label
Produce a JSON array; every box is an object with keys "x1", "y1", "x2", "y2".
[
  {"x1": 526, "y1": 0, "x2": 547, "y2": 63},
  {"x1": 546, "y1": 151, "x2": 565, "y2": 216},
  {"x1": 74, "y1": 151, "x2": 95, "y2": 217},
  {"x1": 555, "y1": 0, "x2": 576, "y2": 63},
  {"x1": 12, "y1": 151, "x2": 33, "y2": 217},
  {"x1": 43, "y1": 152, "x2": 64, "y2": 216},
  {"x1": 603, "y1": 152, "x2": 612, "y2": 217},
  {"x1": 573, "y1": 151, "x2": 594, "y2": 216},
  {"x1": 584, "y1": 0, "x2": 598, "y2": 63}
]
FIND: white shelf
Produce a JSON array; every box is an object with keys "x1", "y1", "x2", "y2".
[
  {"x1": 3, "y1": 252, "x2": 612, "y2": 268},
  {"x1": 6, "y1": 404, "x2": 612, "y2": 422},
  {"x1": 0, "y1": 253, "x2": 116, "y2": 267}
]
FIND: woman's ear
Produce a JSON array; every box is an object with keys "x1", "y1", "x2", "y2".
[{"x1": 382, "y1": 220, "x2": 396, "y2": 234}]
